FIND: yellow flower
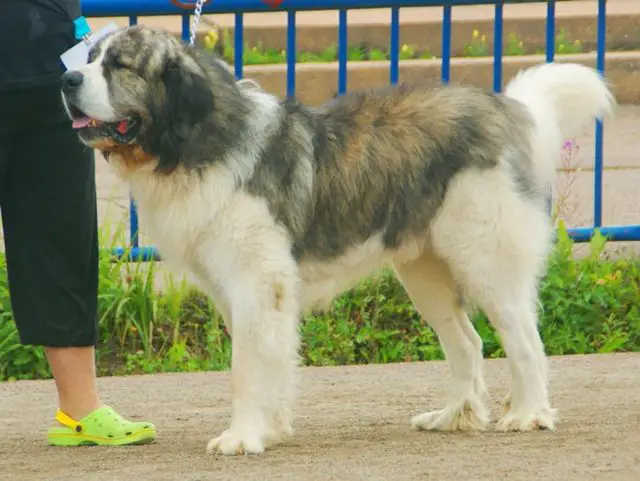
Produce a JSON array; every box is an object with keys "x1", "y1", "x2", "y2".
[
  {"x1": 401, "y1": 44, "x2": 409, "y2": 53},
  {"x1": 204, "y1": 30, "x2": 219, "y2": 50},
  {"x1": 480, "y1": 34, "x2": 487, "y2": 43},
  {"x1": 472, "y1": 29, "x2": 479, "y2": 39}
]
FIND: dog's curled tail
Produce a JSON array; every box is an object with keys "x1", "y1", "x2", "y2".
[{"x1": 504, "y1": 62, "x2": 615, "y2": 141}]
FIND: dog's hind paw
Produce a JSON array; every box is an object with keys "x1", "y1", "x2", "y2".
[
  {"x1": 206, "y1": 429, "x2": 265, "y2": 456},
  {"x1": 495, "y1": 407, "x2": 556, "y2": 432}
]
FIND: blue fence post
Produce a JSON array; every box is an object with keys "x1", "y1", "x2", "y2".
[
  {"x1": 545, "y1": 0, "x2": 556, "y2": 63},
  {"x1": 338, "y1": 9, "x2": 348, "y2": 95},
  {"x1": 593, "y1": 0, "x2": 606, "y2": 229},
  {"x1": 181, "y1": 13, "x2": 190, "y2": 43},
  {"x1": 287, "y1": 10, "x2": 297, "y2": 99},
  {"x1": 492, "y1": 2, "x2": 503, "y2": 93},
  {"x1": 235, "y1": 13, "x2": 245, "y2": 79},
  {"x1": 390, "y1": 7, "x2": 400, "y2": 84},
  {"x1": 128, "y1": 15, "x2": 139, "y2": 251},
  {"x1": 441, "y1": 5, "x2": 452, "y2": 84}
]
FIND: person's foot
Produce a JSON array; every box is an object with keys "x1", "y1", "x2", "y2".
[{"x1": 47, "y1": 405, "x2": 156, "y2": 446}]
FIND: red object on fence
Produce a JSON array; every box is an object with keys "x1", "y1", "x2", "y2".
[
  {"x1": 169, "y1": 0, "x2": 212, "y2": 9},
  {"x1": 170, "y1": 0, "x2": 283, "y2": 8}
]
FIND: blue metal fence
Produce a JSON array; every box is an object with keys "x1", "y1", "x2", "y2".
[{"x1": 80, "y1": 0, "x2": 640, "y2": 262}]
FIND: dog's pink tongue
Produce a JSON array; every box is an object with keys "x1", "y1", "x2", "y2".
[{"x1": 72, "y1": 117, "x2": 92, "y2": 129}]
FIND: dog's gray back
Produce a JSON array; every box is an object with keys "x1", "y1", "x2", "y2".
[{"x1": 245, "y1": 83, "x2": 536, "y2": 262}]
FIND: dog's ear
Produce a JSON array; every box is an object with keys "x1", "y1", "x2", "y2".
[
  {"x1": 147, "y1": 60, "x2": 214, "y2": 172},
  {"x1": 162, "y1": 62, "x2": 214, "y2": 138}
]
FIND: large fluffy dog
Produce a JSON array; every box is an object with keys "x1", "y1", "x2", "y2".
[{"x1": 60, "y1": 25, "x2": 614, "y2": 455}]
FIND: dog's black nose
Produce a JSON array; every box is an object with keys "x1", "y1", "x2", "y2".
[{"x1": 61, "y1": 71, "x2": 84, "y2": 90}]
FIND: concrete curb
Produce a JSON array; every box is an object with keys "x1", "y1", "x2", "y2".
[{"x1": 244, "y1": 51, "x2": 640, "y2": 105}]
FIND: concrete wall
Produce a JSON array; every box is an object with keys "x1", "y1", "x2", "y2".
[{"x1": 244, "y1": 51, "x2": 640, "y2": 105}]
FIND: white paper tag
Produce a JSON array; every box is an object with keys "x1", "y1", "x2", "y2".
[{"x1": 60, "y1": 22, "x2": 120, "y2": 71}]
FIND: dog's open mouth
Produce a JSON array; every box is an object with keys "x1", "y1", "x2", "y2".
[{"x1": 68, "y1": 102, "x2": 141, "y2": 144}]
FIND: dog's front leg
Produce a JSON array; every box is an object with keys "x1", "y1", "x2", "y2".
[{"x1": 206, "y1": 270, "x2": 300, "y2": 456}]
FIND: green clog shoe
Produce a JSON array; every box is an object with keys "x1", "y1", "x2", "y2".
[{"x1": 47, "y1": 405, "x2": 157, "y2": 446}]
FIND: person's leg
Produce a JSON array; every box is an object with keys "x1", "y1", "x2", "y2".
[
  {"x1": 1, "y1": 85, "x2": 155, "y2": 445},
  {"x1": 45, "y1": 347, "x2": 101, "y2": 421},
  {"x1": 3, "y1": 86, "x2": 102, "y2": 418}
]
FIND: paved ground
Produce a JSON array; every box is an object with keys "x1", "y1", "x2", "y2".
[{"x1": 0, "y1": 353, "x2": 638, "y2": 481}]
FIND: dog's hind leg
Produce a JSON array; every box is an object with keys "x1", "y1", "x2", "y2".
[
  {"x1": 430, "y1": 170, "x2": 555, "y2": 432},
  {"x1": 394, "y1": 252, "x2": 489, "y2": 432},
  {"x1": 479, "y1": 288, "x2": 554, "y2": 431}
]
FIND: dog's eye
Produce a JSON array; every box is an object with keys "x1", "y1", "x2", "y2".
[
  {"x1": 107, "y1": 55, "x2": 130, "y2": 70},
  {"x1": 111, "y1": 59, "x2": 128, "y2": 70}
]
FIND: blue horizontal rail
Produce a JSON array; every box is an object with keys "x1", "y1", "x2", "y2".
[
  {"x1": 78, "y1": 0, "x2": 639, "y2": 262},
  {"x1": 82, "y1": 0, "x2": 538, "y2": 16}
]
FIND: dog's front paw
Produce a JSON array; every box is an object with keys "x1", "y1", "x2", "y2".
[
  {"x1": 411, "y1": 396, "x2": 489, "y2": 432},
  {"x1": 206, "y1": 429, "x2": 265, "y2": 456}
]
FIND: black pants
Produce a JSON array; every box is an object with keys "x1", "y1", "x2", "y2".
[{"x1": 0, "y1": 84, "x2": 99, "y2": 347}]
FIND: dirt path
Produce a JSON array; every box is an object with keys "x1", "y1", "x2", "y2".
[{"x1": 1, "y1": 353, "x2": 639, "y2": 481}]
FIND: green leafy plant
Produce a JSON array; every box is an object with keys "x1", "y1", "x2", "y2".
[
  {"x1": 200, "y1": 24, "x2": 585, "y2": 66},
  {"x1": 1, "y1": 218, "x2": 638, "y2": 381},
  {"x1": 463, "y1": 29, "x2": 490, "y2": 57},
  {"x1": 555, "y1": 27, "x2": 583, "y2": 54},
  {"x1": 505, "y1": 32, "x2": 526, "y2": 56}
]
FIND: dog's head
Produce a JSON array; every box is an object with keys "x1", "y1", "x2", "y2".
[{"x1": 60, "y1": 26, "x2": 240, "y2": 172}]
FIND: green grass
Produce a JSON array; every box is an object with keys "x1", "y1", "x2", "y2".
[{"x1": 1, "y1": 220, "x2": 638, "y2": 382}]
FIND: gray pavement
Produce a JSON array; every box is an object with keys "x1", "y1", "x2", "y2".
[{"x1": 1, "y1": 353, "x2": 639, "y2": 481}]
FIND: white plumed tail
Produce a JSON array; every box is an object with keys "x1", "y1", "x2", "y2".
[
  {"x1": 503, "y1": 62, "x2": 615, "y2": 186},
  {"x1": 505, "y1": 62, "x2": 615, "y2": 141}
]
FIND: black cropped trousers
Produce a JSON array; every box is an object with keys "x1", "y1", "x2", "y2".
[{"x1": 0, "y1": 84, "x2": 99, "y2": 347}]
